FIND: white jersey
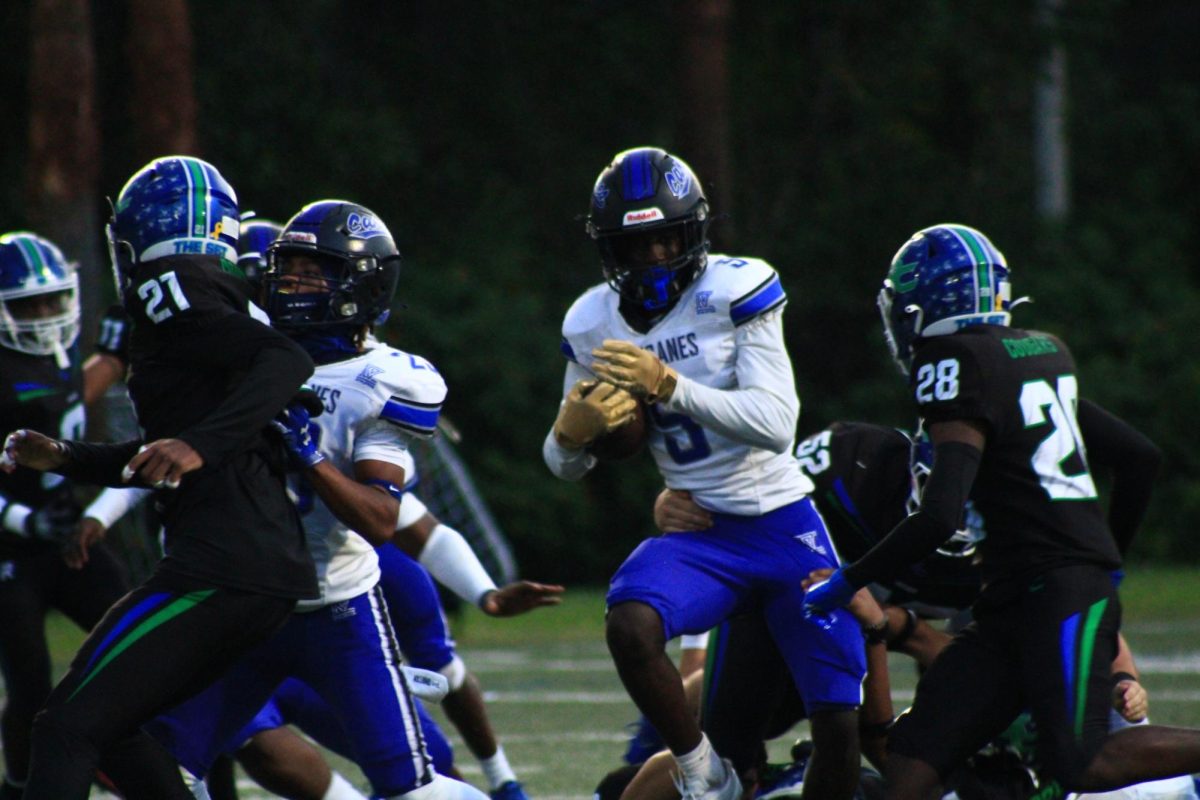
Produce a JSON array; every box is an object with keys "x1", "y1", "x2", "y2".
[
  {"x1": 545, "y1": 254, "x2": 813, "y2": 515},
  {"x1": 295, "y1": 343, "x2": 446, "y2": 611}
]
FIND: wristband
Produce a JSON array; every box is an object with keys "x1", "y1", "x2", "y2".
[
  {"x1": 1, "y1": 501, "x2": 32, "y2": 536},
  {"x1": 862, "y1": 615, "x2": 889, "y2": 646},
  {"x1": 887, "y1": 607, "x2": 919, "y2": 648},
  {"x1": 1112, "y1": 671, "x2": 1138, "y2": 686}
]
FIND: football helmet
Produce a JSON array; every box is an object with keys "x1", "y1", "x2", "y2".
[
  {"x1": 879, "y1": 224, "x2": 1013, "y2": 375},
  {"x1": 0, "y1": 231, "x2": 80, "y2": 357},
  {"x1": 237, "y1": 218, "x2": 283, "y2": 288},
  {"x1": 263, "y1": 200, "x2": 401, "y2": 331},
  {"x1": 907, "y1": 425, "x2": 986, "y2": 559},
  {"x1": 586, "y1": 147, "x2": 710, "y2": 312},
  {"x1": 107, "y1": 155, "x2": 240, "y2": 294}
]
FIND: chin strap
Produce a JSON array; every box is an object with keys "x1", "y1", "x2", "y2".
[{"x1": 293, "y1": 329, "x2": 362, "y2": 364}]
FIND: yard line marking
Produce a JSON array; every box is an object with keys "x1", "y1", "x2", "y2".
[
  {"x1": 1132, "y1": 653, "x2": 1200, "y2": 674},
  {"x1": 481, "y1": 690, "x2": 631, "y2": 703}
]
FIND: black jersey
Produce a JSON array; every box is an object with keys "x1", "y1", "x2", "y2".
[
  {"x1": 909, "y1": 325, "x2": 1121, "y2": 595},
  {"x1": 0, "y1": 346, "x2": 85, "y2": 558},
  {"x1": 61, "y1": 254, "x2": 318, "y2": 600},
  {"x1": 799, "y1": 422, "x2": 980, "y2": 611}
]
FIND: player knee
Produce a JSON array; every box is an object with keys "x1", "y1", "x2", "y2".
[
  {"x1": 439, "y1": 656, "x2": 467, "y2": 692},
  {"x1": 391, "y1": 773, "x2": 489, "y2": 800},
  {"x1": 605, "y1": 602, "x2": 664, "y2": 660}
]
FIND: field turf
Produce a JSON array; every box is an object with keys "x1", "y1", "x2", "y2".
[{"x1": 24, "y1": 566, "x2": 1200, "y2": 798}]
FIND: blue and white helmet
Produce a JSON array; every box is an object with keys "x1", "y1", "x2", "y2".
[
  {"x1": 107, "y1": 155, "x2": 240, "y2": 293},
  {"x1": 237, "y1": 217, "x2": 283, "y2": 289},
  {"x1": 879, "y1": 224, "x2": 1014, "y2": 375},
  {"x1": 0, "y1": 232, "x2": 80, "y2": 357}
]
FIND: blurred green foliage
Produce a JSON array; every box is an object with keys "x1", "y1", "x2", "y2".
[{"x1": 0, "y1": 1, "x2": 1196, "y2": 579}]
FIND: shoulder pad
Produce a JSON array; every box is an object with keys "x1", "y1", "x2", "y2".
[
  {"x1": 705, "y1": 255, "x2": 787, "y2": 327},
  {"x1": 560, "y1": 283, "x2": 612, "y2": 366},
  {"x1": 367, "y1": 346, "x2": 448, "y2": 437}
]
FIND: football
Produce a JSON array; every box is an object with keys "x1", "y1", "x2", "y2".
[{"x1": 589, "y1": 399, "x2": 648, "y2": 461}]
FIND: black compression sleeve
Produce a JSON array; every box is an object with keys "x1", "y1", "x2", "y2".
[
  {"x1": 172, "y1": 314, "x2": 315, "y2": 468},
  {"x1": 1077, "y1": 399, "x2": 1162, "y2": 556},
  {"x1": 57, "y1": 439, "x2": 145, "y2": 487},
  {"x1": 844, "y1": 441, "x2": 981, "y2": 588}
]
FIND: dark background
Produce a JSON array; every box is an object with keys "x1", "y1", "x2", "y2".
[{"x1": 2, "y1": 1, "x2": 1197, "y2": 582}]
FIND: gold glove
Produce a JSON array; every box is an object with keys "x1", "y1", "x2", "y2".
[
  {"x1": 591, "y1": 340, "x2": 678, "y2": 402},
  {"x1": 552, "y1": 379, "x2": 638, "y2": 450}
]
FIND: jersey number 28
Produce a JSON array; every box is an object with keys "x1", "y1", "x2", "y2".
[{"x1": 1019, "y1": 376, "x2": 1097, "y2": 501}]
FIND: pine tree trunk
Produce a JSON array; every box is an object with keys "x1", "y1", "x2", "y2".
[
  {"x1": 674, "y1": 0, "x2": 734, "y2": 246},
  {"x1": 127, "y1": 0, "x2": 198, "y2": 160},
  {"x1": 26, "y1": 0, "x2": 103, "y2": 350}
]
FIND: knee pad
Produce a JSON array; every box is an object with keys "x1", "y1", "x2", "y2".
[{"x1": 439, "y1": 656, "x2": 467, "y2": 692}]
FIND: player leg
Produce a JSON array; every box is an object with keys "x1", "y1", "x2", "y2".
[
  {"x1": 377, "y1": 545, "x2": 509, "y2": 789},
  {"x1": 24, "y1": 576, "x2": 294, "y2": 800},
  {"x1": 759, "y1": 498, "x2": 865, "y2": 800},
  {"x1": 0, "y1": 556, "x2": 56, "y2": 797},
  {"x1": 296, "y1": 585, "x2": 487, "y2": 800},
  {"x1": 883, "y1": 619, "x2": 1026, "y2": 800},
  {"x1": 1020, "y1": 565, "x2": 1200, "y2": 792},
  {"x1": 700, "y1": 614, "x2": 798, "y2": 783},
  {"x1": 606, "y1": 529, "x2": 751, "y2": 797}
]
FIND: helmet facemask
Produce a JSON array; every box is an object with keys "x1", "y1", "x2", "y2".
[
  {"x1": 597, "y1": 213, "x2": 709, "y2": 313},
  {"x1": 264, "y1": 249, "x2": 399, "y2": 333},
  {"x1": 877, "y1": 279, "x2": 923, "y2": 376}
]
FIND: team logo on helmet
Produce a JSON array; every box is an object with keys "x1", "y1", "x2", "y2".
[
  {"x1": 664, "y1": 163, "x2": 692, "y2": 199},
  {"x1": 593, "y1": 180, "x2": 610, "y2": 210},
  {"x1": 346, "y1": 212, "x2": 387, "y2": 239}
]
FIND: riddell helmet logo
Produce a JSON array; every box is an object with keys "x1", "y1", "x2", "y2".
[{"x1": 623, "y1": 208, "x2": 664, "y2": 226}]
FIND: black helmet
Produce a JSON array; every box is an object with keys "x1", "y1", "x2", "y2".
[
  {"x1": 263, "y1": 200, "x2": 401, "y2": 331},
  {"x1": 586, "y1": 147, "x2": 710, "y2": 313}
]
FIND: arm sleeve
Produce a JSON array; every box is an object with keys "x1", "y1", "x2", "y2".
[
  {"x1": 659, "y1": 310, "x2": 799, "y2": 453},
  {"x1": 843, "y1": 441, "x2": 982, "y2": 588},
  {"x1": 168, "y1": 313, "x2": 315, "y2": 467},
  {"x1": 57, "y1": 439, "x2": 146, "y2": 487},
  {"x1": 83, "y1": 487, "x2": 152, "y2": 529},
  {"x1": 542, "y1": 359, "x2": 599, "y2": 480},
  {"x1": 1078, "y1": 399, "x2": 1163, "y2": 556}
]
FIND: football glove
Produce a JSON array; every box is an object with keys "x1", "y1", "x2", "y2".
[
  {"x1": 273, "y1": 404, "x2": 325, "y2": 469},
  {"x1": 552, "y1": 379, "x2": 638, "y2": 450},
  {"x1": 803, "y1": 568, "x2": 856, "y2": 616},
  {"x1": 591, "y1": 339, "x2": 678, "y2": 402}
]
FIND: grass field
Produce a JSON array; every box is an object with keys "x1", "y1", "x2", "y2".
[{"x1": 23, "y1": 566, "x2": 1200, "y2": 798}]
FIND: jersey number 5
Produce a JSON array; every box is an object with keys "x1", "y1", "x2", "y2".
[
  {"x1": 1019, "y1": 375, "x2": 1098, "y2": 501},
  {"x1": 137, "y1": 271, "x2": 192, "y2": 324}
]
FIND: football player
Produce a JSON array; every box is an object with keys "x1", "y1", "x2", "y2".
[
  {"x1": 0, "y1": 233, "x2": 138, "y2": 799},
  {"x1": 1, "y1": 156, "x2": 319, "y2": 800},
  {"x1": 543, "y1": 147, "x2": 866, "y2": 800},
  {"x1": 223, "y1": 459, "x2": 562, "y2": 800},
  {"x1": 651, "y1": 412, "x2": 1159, "y2": 797},
  {"x1": 143, "y1": 199, "x2": 493, "y2": 800},
  {"x1": 804, "y1": 224, "x2": 1200, "y2": 797}
]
